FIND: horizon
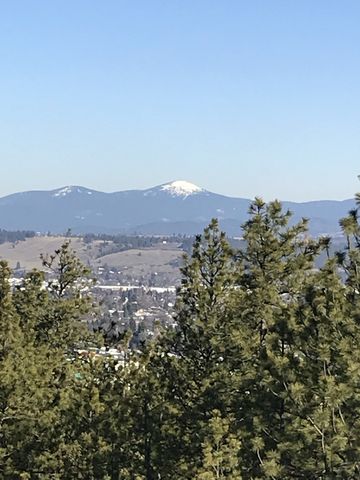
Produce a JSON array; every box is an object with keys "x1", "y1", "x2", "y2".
[{"x1": 2, "y1": 179, "x2": 359, "y2": 203}]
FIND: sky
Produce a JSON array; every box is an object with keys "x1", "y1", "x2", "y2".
[{"x1": 0, "y1": 1, "x2": 359, "y2": 201}]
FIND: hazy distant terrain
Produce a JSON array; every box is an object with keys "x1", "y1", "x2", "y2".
[
  {"x1": 98, "y1": 248, "x2": 182, "y2": 272},
  {"x1": 0, "y1": 181, "x2": 353, "y2": 236},
  {"x1": 0, "y1": 236, "x2": 184, "y2": 283}
]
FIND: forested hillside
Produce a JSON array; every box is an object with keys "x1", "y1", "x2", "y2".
[{"x1": 2, "y1": 196, "x2": 360, "y2": 478}]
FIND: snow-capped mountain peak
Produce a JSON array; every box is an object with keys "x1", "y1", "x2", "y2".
[
  {"x1": 160, "y1": 180, "x2": 204, "y2": 197},
  {"x1": 52, "y1": 186, "x2": 94, "y2": 197}
]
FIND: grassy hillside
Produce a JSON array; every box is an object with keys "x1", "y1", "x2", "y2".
[{"x1": 0, "y1": 236, "x2": 183, "y2": 282}]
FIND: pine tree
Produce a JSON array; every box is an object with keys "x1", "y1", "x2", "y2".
[
  {"x1": 4, "y1": 199, "x2": 360, "y2": 478},
  {"x1": 233, "y1": 198, "x2": 323, "y2": 478},
  {"x1": 289, "y1": 258, "x2": 360, "y2": 478},
  {"x1": 196, "y1": 410, "x2": 241, "y2": 480},
  {"x1": 0, "y1": 242, "x2": 101, "y2": 478},
  {"x1": 0, "y1": 261, "x2": 24, "y2": 476},
  {"x1": 154, "y1": 219, "x2": 238, "y2": 477},
  {"x1": 0, "y1": 261, "x2": 22, "y2": 359},
  {"x1": 39, "y1": 240, "x2": 95, "y2": 349}
]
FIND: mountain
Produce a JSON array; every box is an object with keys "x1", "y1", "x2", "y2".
[{"x1": 0, "y1": 181, "x2": 354, "y2": 236}]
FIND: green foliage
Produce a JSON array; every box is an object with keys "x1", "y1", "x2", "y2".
[
  {"x1": 196, "y1": 410, "x2": 241, "y2": 480},
  {"x1": 150, "y1": 219, "x2": 237, "y2": 477},
  {"x1": 3, "y1": 198, "x2": 360, "y2": 478}
]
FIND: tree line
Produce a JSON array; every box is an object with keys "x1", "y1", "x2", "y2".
[
  {"x1": 2, "y1": 196, "x2": 360, "y2": 478},
  {"x1": 81, "y1": 232, "x2": 194, "y2": 251},
  {"x1": 0, "y1": 229, "x2": 35, "y2": 245}
]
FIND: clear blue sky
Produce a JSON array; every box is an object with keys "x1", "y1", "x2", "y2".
[{"x1": 1, "y1": 1, "x2": 359, "y2": 201}]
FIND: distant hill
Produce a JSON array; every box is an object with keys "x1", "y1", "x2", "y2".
[
  {"x1": 0, "y1": 235, "x2": 184, "y2": 286},
  {"x1": 0, "y1": 180, "x2": 354, "y2": 236}
]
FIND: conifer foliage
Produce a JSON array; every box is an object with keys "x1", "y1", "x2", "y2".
[{"x1": 2, "y1": 197, "x2": 360, "y2": 478}]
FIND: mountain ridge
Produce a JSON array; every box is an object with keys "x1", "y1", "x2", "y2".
[{"x1": 0, "y1": 181, "x2": 354, "y2": 236}]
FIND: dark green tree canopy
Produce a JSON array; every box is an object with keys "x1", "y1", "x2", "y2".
[{"x1": 2, "y1": 197, "x2": 360, "y2": 478}]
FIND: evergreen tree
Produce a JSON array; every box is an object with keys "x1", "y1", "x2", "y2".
[
  {"x1": 196, "y1": 410, "x2": 241, "y2": 480},
  {"x1": 233, "y1": 198, "x2": 323, "y2": 478},
  {"x1": 3, "y1": 199, "x2": 360, "y2": 478},
  {"x1": 290, "y1": 259, "x2": 360, "y2": 478},
  {"x1": 154, "y1": 219, "x2": 238, "y2": 478},
  {"x1": 0, "y1": 242, "x2": 100, "y2": 478}
]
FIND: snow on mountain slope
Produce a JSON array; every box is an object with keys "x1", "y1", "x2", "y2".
[
  {"x1": 160, "y1": 180, "x2": 204, "y2": 197},
  {"x1": 52, "y1": 186, "x2": 95, "y2": 197},
  {"x1": 0, "y1": 181, "x2": 354, "y2": 236},
  {"x1": 143, "y1": 180, "x2": 206, "y2": 198}
]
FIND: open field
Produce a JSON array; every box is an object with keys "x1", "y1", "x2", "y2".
[
  {"x1": 0, "y1": 237, "x2": 81, "y2": 270},
  {"x1": 96, "y1": 248, "x2": 183, "y2": 274},
  {"x1": 0, "y1": 237, "x2": 183, "y2": 281},
  {"x1": 0, "y1": 236, "x2": 110, "y2": 270}
]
